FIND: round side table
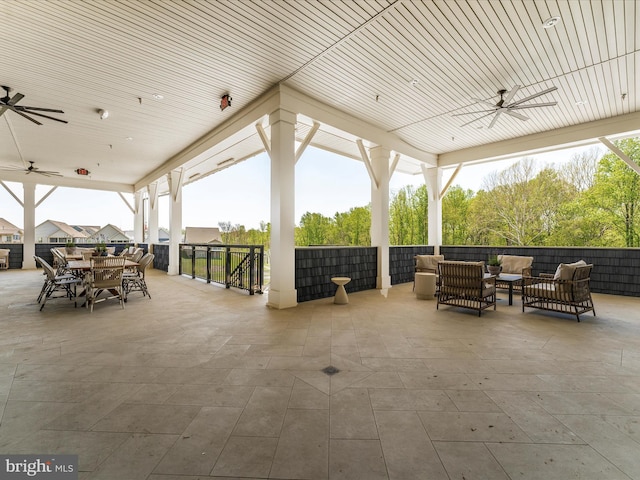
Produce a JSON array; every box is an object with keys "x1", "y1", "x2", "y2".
[
  {"x1": 414, "y1": 272, "x2": 436, "y2": 299},
  {"x1": 331, "y1": 277, "x2": 351, "y2": 304}
]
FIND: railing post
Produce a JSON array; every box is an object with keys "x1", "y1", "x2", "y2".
[
  {"x1": 191, "y1": 245, "x2": 196, "y2": 279},
  {"x1": 178, "y1": 243, "x2": 182, "y2": 275},
  {"x1": 249, "y1": 246, "x2": 255, "y2": 295},
  {"x1": 206, "y1": 246, "x2": 211, "y2": 284},
  {"x1": 225, "y1": 246, "x2": 231, "y2": 289},
  {"x1": 258, "y1": 246, "x2": 264, "y2": 293}
]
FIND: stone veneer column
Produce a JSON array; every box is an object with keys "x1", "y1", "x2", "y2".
[
  {"x1": 267, "y1": 108, "x2": 298, "y2": 309},
  {"x1": 22, "y1": 182, "x2": 36, "y2": 269},
  {"x1": 370, "y1": 145, "x2": 391, "y2": 289},
  {"x1": 167, "y1": 169, "x2": 183, "y2": 276}
]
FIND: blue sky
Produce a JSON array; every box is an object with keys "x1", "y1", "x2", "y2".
[{"x1": 1, "y1": 144, "x2": 596, "y2": 231}]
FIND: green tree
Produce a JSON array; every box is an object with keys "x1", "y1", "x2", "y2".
[
  {"x1": 296, "y1": 212, "x2": 332, "y2": 246},
  {"x1": 587, "y1": 138, "x2": 640, "y2": 247},
  {"x1": 442, "y1": 185, "x2": 473, "y2": 245}
]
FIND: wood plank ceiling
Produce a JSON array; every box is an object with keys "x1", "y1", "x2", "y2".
[{"x1": 0, "y1": 0, "x2": 638, "y2": 193}]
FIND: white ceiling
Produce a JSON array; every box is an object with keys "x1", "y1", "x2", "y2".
[{"x1": 1, "y1": 0, "x2": 639, "y2": 194}]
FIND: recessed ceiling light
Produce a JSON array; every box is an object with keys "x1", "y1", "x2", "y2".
[
  {"x1": 542, "y1": 16, "x2": 561, "y2": 28},
  {"x1": 125, "y1": 136, "x2": 133, "y2": 141},
  {"x1": 575, "y1": 100, "x2": 588, "y2": 106},
  {"x1": 410, "y1": 79, "x2": 419, "y2": 86},
  {"x1": 152, "y1": 93, "x2": 164, "y2": 100},
  {"x1": 98, "y1": 109, "x2": 109, "y2": 120}
]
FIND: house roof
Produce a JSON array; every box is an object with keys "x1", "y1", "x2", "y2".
[
  {"x1": 0, "y1": 1, "x2": 638, "y2": 196},
  {"x1": 184, "y1": 227, "x2": 223, "y2": 244},
  {"x1": 37, "y1": 220, "x2": 89, "y2": 239},
  {"x1": 0, "y1": 218, "x2": 22, "y2": 234}
]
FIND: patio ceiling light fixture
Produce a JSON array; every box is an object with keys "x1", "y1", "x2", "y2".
[
  {"x1": 98, "y1": 109, "x2": 109, "y2": 119},
  {"x1": 542, "y1": 16, "x2": 561, "y2": 28}
]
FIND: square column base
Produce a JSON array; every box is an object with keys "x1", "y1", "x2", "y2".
[{"x1": 267, "y1": 289, "x2": 298, "y2": 309}]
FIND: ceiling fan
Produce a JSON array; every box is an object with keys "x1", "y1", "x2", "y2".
[
  {"x1": 0, "y1": 85, "x2": 68, "y2": 125},
  {"x1": 453, "y1": 85, "x2": 557, "y2": 129},
  {"x1": 0, "y1": 161, "x2": 62, "y2": 177}
]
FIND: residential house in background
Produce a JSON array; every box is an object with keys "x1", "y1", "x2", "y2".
[
  {"x1": 89, "y1": 224, "x2": 130, "y2": 243},
  {"x1": 35, "y1": 220, "x2": 89, "y2": 244},
  {"x1": 0, "y1": 218, "x2": 23, "y2": 243},
  {"x1": 184, "y1": 227, "x2": 222, "y2": 244}
]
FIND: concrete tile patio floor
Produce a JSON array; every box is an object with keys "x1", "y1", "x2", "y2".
[{"x1": 1, "y1": 268, "x2": 640, "y2": 480}]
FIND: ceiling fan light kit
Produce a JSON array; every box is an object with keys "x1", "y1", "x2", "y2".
[
  {"x1": 0, "y1": 85, "x2": 68, "y2": 125},
  {"x1": 453, "y1": 84, "x2": 558, "y2": 129}
]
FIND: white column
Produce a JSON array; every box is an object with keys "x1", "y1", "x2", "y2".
[
  {"x1": 147, "y1": 182, "x2": 159, "y2": 245},
  {"x1": 423, "y1": 166, "x2": 443, "y2": 255},
  {"x1": 167, "y1": 169, "x2": 183, "y2": 275},
  {"x1": 370, "y1": 145, "x2": 391, "y2": 289},
  {"x1": 23, "y1": 182, "x2": 36, "y2": 269},
  {"x1": 267, "y1": 108, "x2": 298, "y2": 309},
  {"x1": 133, "y1": 190, "x2": 144, "y2": 244}
]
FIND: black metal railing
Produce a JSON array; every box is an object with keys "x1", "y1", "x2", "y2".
[{"x1": 179, "y1": 244, "x2": 264, "y2": 295}]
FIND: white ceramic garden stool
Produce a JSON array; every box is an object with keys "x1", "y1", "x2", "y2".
[
  {"x1": 331, "y1": 277, "x2": 351, "y2": 305},
  {"x1": 415, "y1": 272, "x2": 436, "y2": 299}
]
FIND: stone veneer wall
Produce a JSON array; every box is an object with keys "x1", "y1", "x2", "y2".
[
  {"x1": 0, "y1": 244, "x2": 23, "y2": 269},
  {"x1": 295, "y1": 247, "x2": 377, "y2": 302},
  {"x1": 152, "y1": 244, "x2": 169, "y2": 272},
  {"x1": 389, "y1": 245, "x2": 435, "y2": 285}
]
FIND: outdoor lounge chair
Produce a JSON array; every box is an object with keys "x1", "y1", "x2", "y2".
[
  {"x1": 414, "y1": 254, "x2": 444, "y2": 292},
  {"x1": 496, "y1": 254, "x2": 533, "y2": 291},
  {"x1": 522, "y1": 260, "x2": 595, "y2": 321},
  {"x1": 0, "y1": 248, "x2": 9, "y2": 270},
  {"x1": 437, "y1": 260, "x2": 496, "y2": 316}
]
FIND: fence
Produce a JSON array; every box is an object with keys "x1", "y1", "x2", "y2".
[{"x1": 179, "y1": 244, "x2": 264, "y2": 295}]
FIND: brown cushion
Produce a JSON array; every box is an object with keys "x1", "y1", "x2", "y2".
[
  {"x1": 498, "y1": 255, "x2": 533, "y2": 274},
  {"x1": 553, "y1": 260, "x2": 587, "y2": 280},
  {"x1": 415, "y1": 255, "x2": 444, "y2": 272}
]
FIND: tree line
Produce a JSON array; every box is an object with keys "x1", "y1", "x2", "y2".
[{"x1": 217, "y1": 138, "x2": 640, "y2": 248}]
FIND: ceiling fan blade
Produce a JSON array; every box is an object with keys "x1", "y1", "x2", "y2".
[
  {"x1": 37, "y1": 171, "x2": 63, "y2": 177},
  {"x1": 508, "y1": 86, "x2": 558, "y2": 107},
  {"x1": 21, "y1": 110, "x2": 68, "y2": 124},
  {"x1": 459, "y1": 111, "x2": 496, "y2": 127},
  {"x1": 0, "y1": 106, "x2": 8, "y2": 117},
  {"x1": 487, "y1": 110, "x2": 503, "y2": 129},
  {"x1": 509, "y1": 102, "x2": 557, "y2": 109},
  {"x1": 504, "y1": 110, "x2": 529, "y2": 121},
  {"x1": 17, "y1": 106, "x2": 65, "y2": 113},
  {"x1": 502, "y1": 85, "x2": 520, "y2": 105},
  {"x1": 471, "y1": 98, "x2": 499, "y2": 108},
  {"x1": 13, "y1": 109, "x2": 42, "y2": 125},
  {"x1": 452, "y1": 108, "x2": 498, "y2": 117},
  {"x1": 7, "y1": 93, "x2": 25, "y2": 106}
]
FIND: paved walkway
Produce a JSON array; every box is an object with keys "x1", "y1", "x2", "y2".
[{"x1": 1, "y1": 268, "x2": 639, "y2": 479}]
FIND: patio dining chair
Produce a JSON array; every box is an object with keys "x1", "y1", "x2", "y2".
[
  {"x1": 123, "y1": 253, "x2": 155, "y2": 299},
  {"x1": 84, "y1": 256, "x2": 126, "y2": 312},
  {"x1": 34, "y1": 255, "x2": 80, "y2": 311}
]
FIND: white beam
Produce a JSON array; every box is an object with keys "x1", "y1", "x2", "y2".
[
  {"x1": 440, "y1": 163, "x2": 462, "y2": 200},
  {"x1": 118, "y1": 192, "x2": 135, "y2": 214},
  {"x1": 295, "y1": 121, "x2": 320, "y2": 163},
  {"x1": 439, "y1": 111, "x2": 640, "y2": 167},
  {"x1": 35, "y1": 186, "x2": 58, "y2": 208},
  {"x1": 389, "y1": 153, "x2": 401, "y2": 179},
  {"x1": 0, "y1": 180, "x2": 23, "y2": 207},
  {"x1": 0, "y1": 171, "x2": 133, "y2": 192},
  {"x1": 598, "y1": 137, "x2": 640, "y2": 176},
  {"x1": 356, "y1": 139, "x2": 379, "y2": 190},
  {"x1": 256, "y1": 123, "x2": 272, "y2": 159}
]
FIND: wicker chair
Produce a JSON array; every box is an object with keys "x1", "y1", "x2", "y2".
[
  {"x1": 495, "y1": 254, "x2": 533, "y2": 291},
  {"x1": 0, "y1": 248, "x2": 9, "y2": 270},
  {"x1": 123, "y1": 253, "x2": 155, "y2": 299},
  {"x1": 522, "y1": 261, "x2": 595, "y2": 322},
  {"x1": 437, "y1": 261, "x2": 496, "y2": 316},
  {"x1": 34, "y1": 255, "x2": 80, "y2": 310},
  {"x1": 413, "y1": 254, "x2": 444, "y2": 291},
  {"x1": 84, "y1": 256, "x2": 126, "y2": 312}
]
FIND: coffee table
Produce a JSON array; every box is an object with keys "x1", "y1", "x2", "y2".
[{"x1": 485, "y1": 273, "x2": 522, "y2": 305}]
